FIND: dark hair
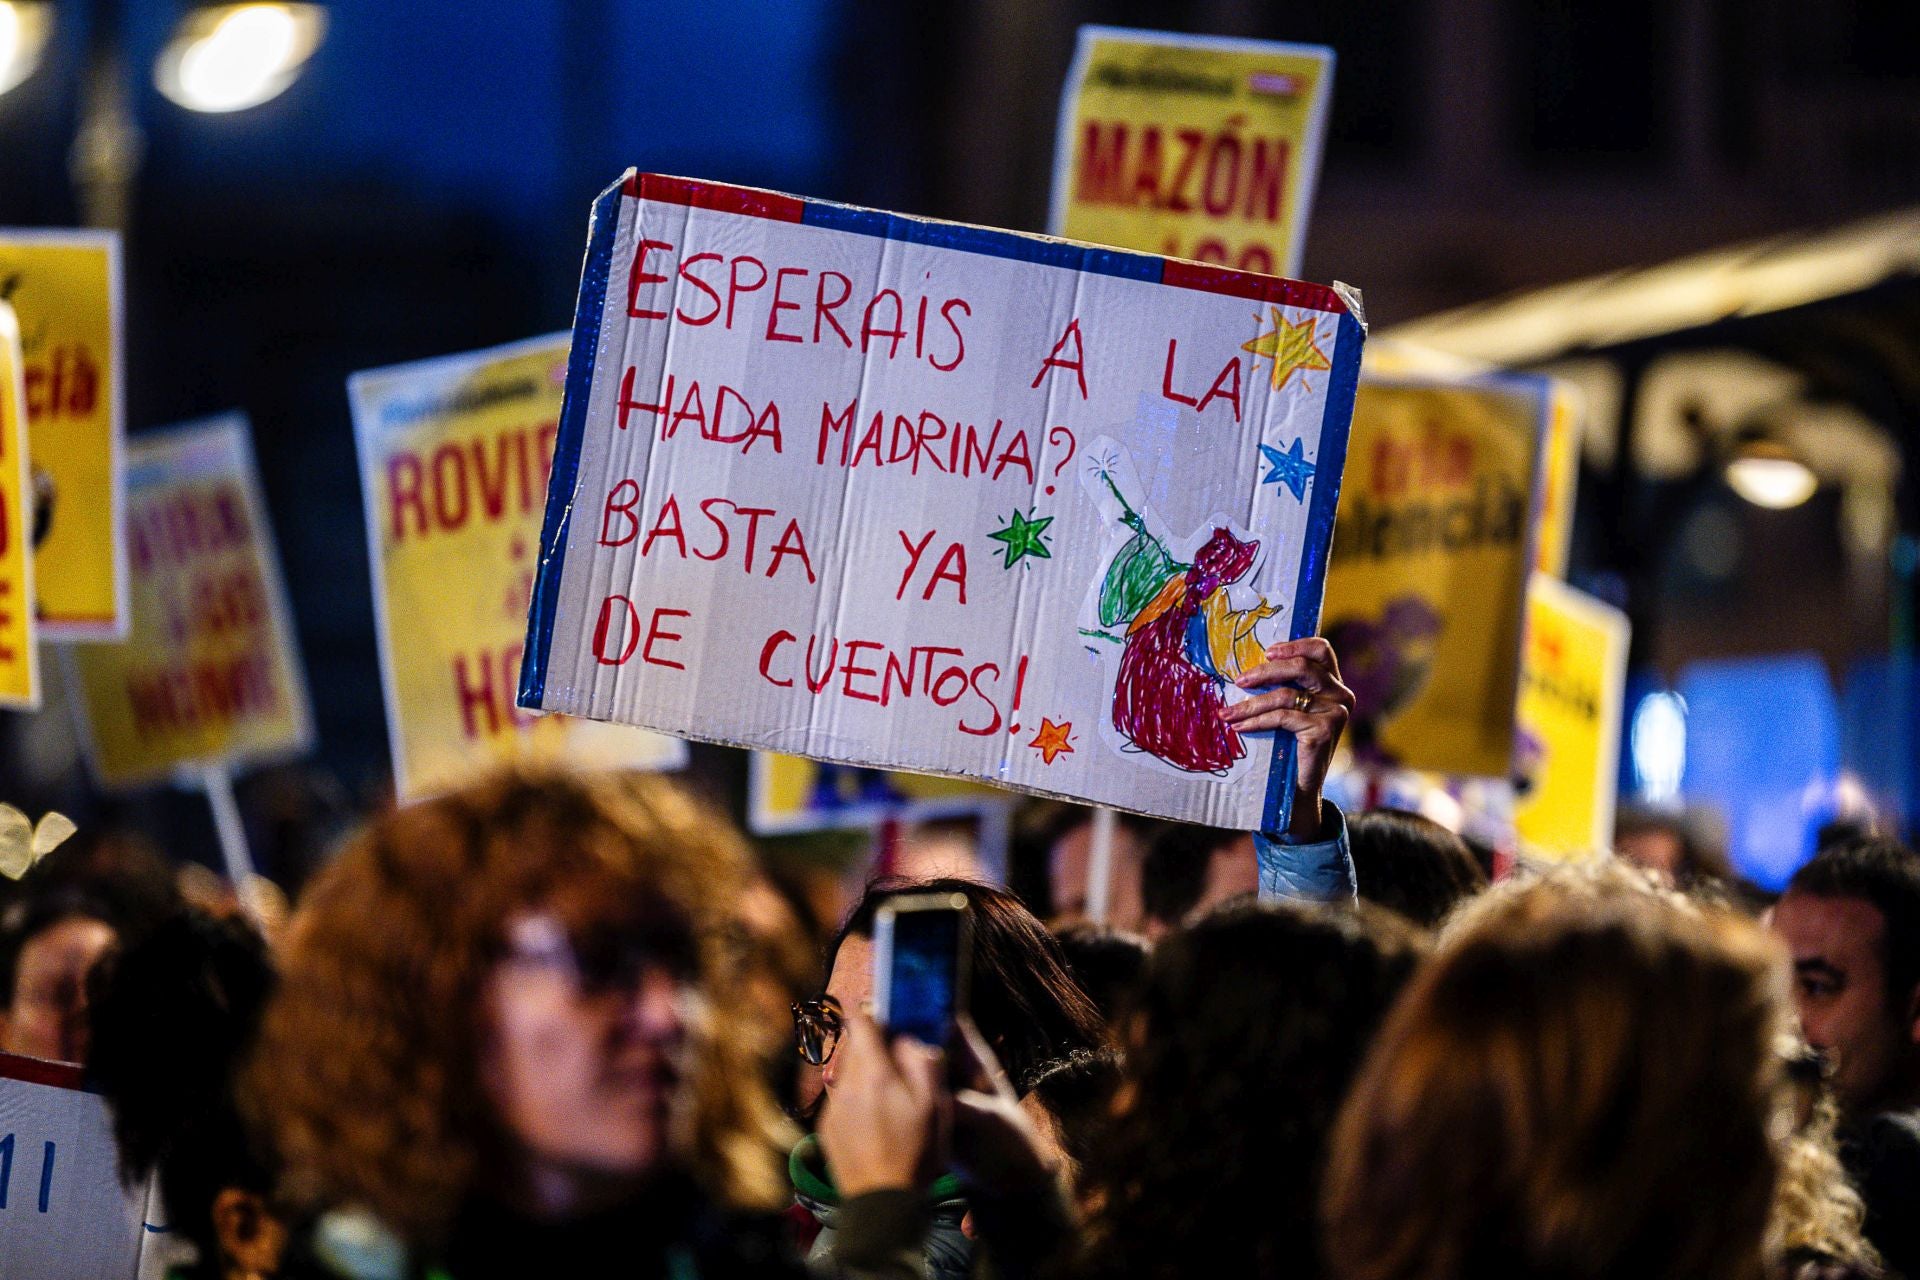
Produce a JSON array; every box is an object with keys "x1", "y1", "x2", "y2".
[
  {"x1": 1025, "y1": 1047, "x2": 1122, "y2": 1175},
  {"x1": 1788, "y1": 839, "x2": 1920, "y2": 1013},
  {"x1": 1615, "y1": 806, "x2": 1735, "y2": 887},
  {"x1": 0, "y1": 889, "x2": 118, "y2": 1009},
  {"x1": 1049, "y1": 922, "x2": 1149, "y2": 1025},
  {"x1": 1349, "y1": 810, "x2": 1488, "y2": 927},
  {"x1": 1009, "y1": 802, "x2": 1087, "y2": 918},
  {"x1": 828, "y1": 877, "x2": 1105, "y2": 1092},
  {"x1": 1077, "y1": 899, "x2": 1427, "y2": 1280},
  {"x1": 20, "y1": 826, "x2": 183, "y2": 943},
  {"x1": 1012, "y1": 804, "x2": 1168, "y2": 920},
  {"x1": 87, "y1": 910, "x2": 276, "y2": 1262},
  {"x1": 1140, "y1": 823, "x2": 1240, "y2": 930}
]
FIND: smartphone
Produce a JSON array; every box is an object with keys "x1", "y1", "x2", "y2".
[{"x1": 871, "y1": 891, "x2": 970, "y2": 1048}]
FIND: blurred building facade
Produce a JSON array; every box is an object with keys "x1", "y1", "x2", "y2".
[{"x1": 851, "y1": 0, "x2": 1920, "y2": 323}]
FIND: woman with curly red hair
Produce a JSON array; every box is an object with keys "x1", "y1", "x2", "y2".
[{"x1": 247, "y1": 767, "x2": 929, "y2": 1279}]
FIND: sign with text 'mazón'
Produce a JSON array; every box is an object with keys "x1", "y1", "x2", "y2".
[
  {"x1": 519, "y1": 174, "x2": 1362, "y2": 830},
  {"x1": 1050, "y1": 26, "x2": 1334, "y2": 281}
]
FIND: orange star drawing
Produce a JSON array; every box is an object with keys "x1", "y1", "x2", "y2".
[
  {"x1": 1028, "y1": 718, "x2": 1075, "y2": 765},
  {"x1": 1241, "y1": 309, "x2": 1331, "y2": 391}
]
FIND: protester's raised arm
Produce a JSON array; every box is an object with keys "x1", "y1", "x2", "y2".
[
  {"x1": 1225, "y1": 637, "x2": 1358, "y2": 903},
  {"x1": 1252, "y1": 809, "x2": 1355, "y2": 903}
]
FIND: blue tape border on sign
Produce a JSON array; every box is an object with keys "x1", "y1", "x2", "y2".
[
  {"x1": 1260, "y1": 308, "x2": 1364, "y2": 835},
  {"x1": 519, "y1": 177, "x2": 624, "y2": 709}
]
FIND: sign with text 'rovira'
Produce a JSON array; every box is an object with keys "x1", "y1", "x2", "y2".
[
  {"x1": 350, "y1": 334, "x2": 686, "y2": 800},
  {"x1": 520, "y1": 173, "x2": 1362, "y2": 829},
  {"x1": 0, "y1": 302, "x2": 39, "y2": 707}
]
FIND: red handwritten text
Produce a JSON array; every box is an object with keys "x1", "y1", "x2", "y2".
[{"x1": 387, "y1": 420, "x2": 559, "y2": 542}]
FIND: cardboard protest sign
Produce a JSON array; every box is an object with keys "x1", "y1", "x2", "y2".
[
  {"x1": 750, "y1": 751, "x2": 1007, "y2": 836},
  {"x1": 1513, "y1": 574, "x2": 1630, "y2": 859},
  {"x1": 1049, "y1": 26, "x2": 1333, "y2": 281},
  {"x1": 349, "y1": 335, "x2": 687, "y2": 799},
  {"x1": 0, "y1": 1054, "x2": 162, "y2": 1280},
  {"x1": 71, "y1": 415, "x2": 311, "y2": 788},
  {"x1": 1321, "y1": 373, "x2": 1549, "y2": 780},
  {"x1": 1358, "y1": 340, "x2": 1579, "y2": 580},
  {"x1": 0, "y1": 230, "x2": 124, "y2": 638},
  {"x1": 1533, "y1": 385, "x2": 1580, "y2": 578},
  {"x1": 520, "y1": 173, "x2": 1362, "y2": 830},
  {"x1": 0, "y1": 303, "x2": 39, "y2": 707}
]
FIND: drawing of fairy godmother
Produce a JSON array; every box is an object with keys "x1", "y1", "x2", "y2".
[{"x1": 1081, "y1": 456, "x2": 1281, "y2": 775}]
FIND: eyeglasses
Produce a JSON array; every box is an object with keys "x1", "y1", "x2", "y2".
[
  {"x1": 791, "y1": 994, "x2": 844, "y2": 1066},
  {"x1": 499, "y1": 915, "x2": 695, "y2": 997}
]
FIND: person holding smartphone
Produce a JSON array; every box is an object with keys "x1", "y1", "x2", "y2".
[{"x1": 793, "y1": 879, "x2": 1105, "y2": 1280}]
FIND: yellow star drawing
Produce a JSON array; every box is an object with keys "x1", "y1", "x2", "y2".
[
  {"x1": 1240, "y1": 309, "x2": 1331, "y2": 391},
  {"x1": 1028, "y1": 718, "x2": 1075, "y2": 765}
]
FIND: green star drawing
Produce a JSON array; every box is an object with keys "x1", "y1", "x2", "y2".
[{"x1": 988, "y1": 508, "x2": 1054, "y2": 569}]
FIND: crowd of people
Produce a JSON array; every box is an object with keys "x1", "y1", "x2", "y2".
[{"x1": 1, "y1": 637, "x2": 1917, "y2": 1280}]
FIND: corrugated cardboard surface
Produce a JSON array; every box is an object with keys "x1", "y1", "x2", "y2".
[{"x1": 524, "y1": 174, "x2": 1361, "y2": 830}]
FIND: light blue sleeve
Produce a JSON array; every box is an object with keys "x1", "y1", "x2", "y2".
[{"x1": 1254, "y1": 802, "x2": 1356, "y2": 903}]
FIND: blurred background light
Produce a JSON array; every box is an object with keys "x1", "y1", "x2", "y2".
[
  {"x1": 0, "y1": 1, "x2": 52, "y2": 97},
  {"x1": 155, "y1": 2, "x2": 325, "y2": 113},
  {"x1": 1416, "y1": 787, "x2": 1465, "y2": 833},
  {"x1": 1725, "y1": 439, "x2": 1819, "y2": 510},
  {"x1": 1630, "y1": 690, "x2": 1687, "y2": 805},
  {"x1": 1677, "y1": 656, "x2": 1840, "y2": 889}
]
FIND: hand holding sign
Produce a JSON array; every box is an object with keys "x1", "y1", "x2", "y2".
[{"x1": 1226, "y1": 637, "x2": 1354, "y2": 839}]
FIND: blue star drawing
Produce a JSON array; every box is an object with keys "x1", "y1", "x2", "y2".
[{"x1": 1259, "y1": 438, "x2": 1315, "y2": 501}]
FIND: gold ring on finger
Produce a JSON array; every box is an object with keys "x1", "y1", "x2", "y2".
[{"x1": 1292, "y1": 689, "x2": 1313, "y2": 712}]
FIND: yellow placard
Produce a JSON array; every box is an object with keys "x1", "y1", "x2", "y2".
[
  {"x1": 750, "y1": 752, "x2": 1006, "y2": 835},
  {"x1": 71, "y1": 416, "x2": 310, "y2": 787},
  {"x1": 1533, "y1": 385, "x2": 1581, "y2": 577},
  {"x1": 349, "y1": 335, "x2": 686, "y2": 800},
  {"x1": 1514, "y1": 574, "x2": 1630, "y2": 859},
  {"x1": 1321, "y1": 375, "x2": 1550, "y2": 779},
  {"x1": 0, "y1": 303, "x2": 38, "y2": 707},
  {"x1": 1049, "y1": 27, "x2": 1333, "y2": 278},
  {"x1": 0, "y1": 232, "x2": 123, "y2": 638},
  {"x1": 1363, "y1": 338, "x2": 1581, "y2": 580}
]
